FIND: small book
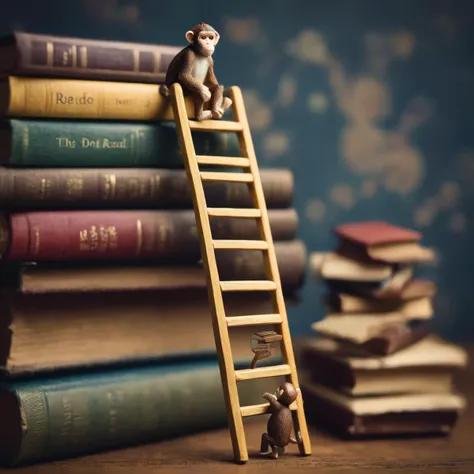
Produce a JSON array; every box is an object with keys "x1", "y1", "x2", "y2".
[
  {"x1": 309, "y1": 252, "x2": 394, "y2": 282},
  {"x1": 299, "y1": 336, "x2": 468, "y2": 396},
  {"x1": 334, "y1": 221, "x2": 436, "y2": 264},
  {"x1": 326, "y1": 278, "x2": 437, "y2": 301},
  {"x1": 301, "y1": 380, "x2": 466, "y2": 438},
  {"x1": 312, "y1": 316, "x2": 431, "y2": 355},
  {"x1": 324, "y1": 292, "x2": 433, "y2": 317}
]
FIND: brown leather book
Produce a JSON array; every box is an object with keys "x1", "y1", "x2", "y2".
[
  {"x1": 302, "y1": 380, "x2": 465, "y2": 438},
  {"x1": 0, "y1": 32, "x2": 180, "y2": 83},
  {"x1": 312, "y1": 316, "x2": 432, "y2": 356},
  {"x1": 324, "y1": 292, "x2": 433, "y2": 316},
  {"x1": 0, "y1": 287, "x2": 297, "y2": 376},
  {"x1": 299, "y1": 336, "x2": 468, "y2": 395},
  {"x1": 325, "y1": 277, "x2": 437, "y2": 301},
  {"x1": 334, "y1": 221, "x2": 436, "y2": 264},
  {"x1": 4, "y1": 239, "x2": 307, "y2": 294}
]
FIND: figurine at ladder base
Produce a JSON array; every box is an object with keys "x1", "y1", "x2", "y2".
[
  {"x1": 160, "y1": 22, "x2": 232, "y2": 121},
  {"x1": 260, "y1": 382, "x2": 302, "y2": 459}
]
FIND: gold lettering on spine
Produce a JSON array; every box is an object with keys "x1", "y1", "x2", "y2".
[
  {"x1": 136, "y1": 219, "x2": 143, "y2": 255},
  {"x1": 103, "y1": 174, "x2": 116, "y2": 200},
  {"x1": 72, "y1": 45, "x2": 77, "y2": 67},
  {"x1": 40, "y1": 178, "x2": 51, "y2": 199},
  {"x1": 153, "y1": 52, "x2": 161, "y2": 73},
  {"x1": 66, "y1": 178, "x2": 84, "y2": 197},
  {"x1": 22, "y1": 126, "x2": 29, "y2": 158},
  {"x1": 34, "y1": 227, "x2": 40, "y2": 255},
  {"x1": 79, "y1": 46, "x2": 87, "y2": 68},
  {"x1": 46, "y1": 42, "x2": 54, "y2": 66},
  {"x1": 133, "y1": 49, "x2": 139, "y2": 72},
  {"x1": 135, "y1": 130, "x2": 140, "y2": 157},
  {"x1": 149, "y1": 175, "x2": 160, "y2": 198},
  {"x1": 130, "y1": 133, "x2": 135, "y2": 162}
]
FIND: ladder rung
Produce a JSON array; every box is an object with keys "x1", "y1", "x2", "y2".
[
  {"x1": 197, "y1": 156, "x2": 250, "y2": 167},
  {"x1": 213, "y1": 239, "x2": 268, "y2": 250},
  {"x1": 201, "y1": 172, "x2": 253, "y2": 183},
  {"x1": 226, "y1": 313, "x2": 282, "y2": 327},
  {"x1": 220, "y1": 280, "x2": 277, "y2": 292},
  {"x1": 189, "y1": 120, "x2": 244, "y2": 132},
  {"x1": 207, "y1": 208, "x2": 262, "y2": 218},
  {"x1": 235, "y1": 364, "x2": 291, "y2": 382},
  {"x1": 241, "y1": 401, "x2": 298, "y2": 417}
]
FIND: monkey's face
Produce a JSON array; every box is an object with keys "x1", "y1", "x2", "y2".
[{"x1": 197, "y1": 31, "x2": 219, "y2": 57}]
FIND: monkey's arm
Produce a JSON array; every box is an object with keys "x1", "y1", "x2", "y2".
[
  {"x1": 204, "y1": 58, "x2": 220, "y2": 88},
  {"x1": 177, "y1": 49, "x2": 205, "y2": 94},
  {"x1": 262, "y1": 393, "x2": 282, "y2": 413}
]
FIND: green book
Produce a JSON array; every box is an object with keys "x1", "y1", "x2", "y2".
[
  {"x1": 0, "y1": 119, "x2": 241, "y2": 167},
  {"x1": 0, "y1": 357, "x2": 285, "y2": 467}
]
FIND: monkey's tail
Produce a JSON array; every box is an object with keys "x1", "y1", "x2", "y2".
[{"x1": 159, "y1": 84, "x2": 169, "y2": 97}]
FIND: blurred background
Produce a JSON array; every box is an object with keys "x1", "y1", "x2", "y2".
[{"x1": 2, "y1": 0, "x2": 473, "y2": 341}]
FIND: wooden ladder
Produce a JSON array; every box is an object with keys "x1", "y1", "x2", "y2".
[{"x1": 169, "y1": 83, "x2": 311, "y2": 464}]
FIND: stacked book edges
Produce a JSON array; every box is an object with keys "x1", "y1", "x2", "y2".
[
  {"x1": 0, "y1": 31, "x2": 305, "y2": 466},
  {"x1": 300, "y1": 220, "x2": 468, "y2": 438}
]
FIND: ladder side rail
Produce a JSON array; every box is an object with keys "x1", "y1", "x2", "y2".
[
  {"x1": 228, "y1": 86, "x2": 312, "y2": 456},
  {"x1": 169, "y1": 83, "x2": 248, "y2": 463}
]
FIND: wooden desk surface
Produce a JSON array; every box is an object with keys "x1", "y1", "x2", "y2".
[{"x1": 4, "y1": 351, "x2": 474, "y2": 474}]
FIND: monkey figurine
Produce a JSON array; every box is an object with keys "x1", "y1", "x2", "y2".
[
  {"x1": 160, "y1": 22, "x2": 232, "y2": 121},
  {"x1": 260, "y1": 382, "x2": 302, "y2": 459}
]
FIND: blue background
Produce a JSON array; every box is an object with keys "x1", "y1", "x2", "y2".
[{"x1": 2, "y1": 0, "x2": 473, "y2": 342}]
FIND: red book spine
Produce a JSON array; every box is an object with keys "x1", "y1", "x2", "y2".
[
  {"x1": 6, "y1": 210, "x2": 193, "y2": 261},
  {"x1": 4, "y1": 210, "x2": 297, "y2": 261}
]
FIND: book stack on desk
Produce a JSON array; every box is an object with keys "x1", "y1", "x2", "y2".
[
  {"x1": 0, "y1": 32, "x2": 301, "y2": 466},
  {"x1": 299, "y1": 221, "x2": 468, "y2": 438}
]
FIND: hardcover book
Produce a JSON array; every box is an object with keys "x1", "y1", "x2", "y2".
[
  {"x1": 0, "y1": 76, "x2": 197, "y2": 121},
  {"x1": 0, "y1": 357, "x2": 288, "y2": 466},
  {"x1": 0, "y1": 287, "x2": 291, "y2": 376},
  {"x1": 301, "y1": 380, "x2": 465, "y2": 438},
  {"x1": 334, "y1": 221, "x2": 436, "y2": 264},
  {"x1": 0, "y1": 167, "x2": 294, "y2": 210},
  {"x1": 312, "y1": 317, "x2": 431, "y2": 355},
  {"x1": 299, "y1": 336, "x2": 468, "y2": 395},
  {"x1": 1, "y1": 240, "x2": 307, "y2": 294},
  {"x1": 0, "y1": 32, "x2": 181, "y2": 83},
  {"x1": 0, "y1": 210, "x2": 302, "y2": 262}
]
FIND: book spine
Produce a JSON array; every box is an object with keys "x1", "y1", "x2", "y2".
[
  {"x1": 6, "y1": 119, "x2": 240, "y2": 167},
  {"x1": 4, "y1": 210, "x2": 298, "y2": 261},
  {"x1": 4, "y1": 76, "x2": 195, "y2": 121},
  {"x1": 2, "y1": 363, "x2": 277, "y2": 466},
  {"x1": 0, "y1": 167, "x2": 293, "y2": 210},
  {"x1": 5, "y1": 240, "x2": 305, "y2": 294},
  {"x1": 14, "y1": 32, "x2": 181, "y2": 83}
]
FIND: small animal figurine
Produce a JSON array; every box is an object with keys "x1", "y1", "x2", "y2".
[
  {"x1": 160, "y1": 22, "x2": 232, "y2": 121},
  {"x1": 260, "y1": 382, "x2": 302, "y2": 459}
]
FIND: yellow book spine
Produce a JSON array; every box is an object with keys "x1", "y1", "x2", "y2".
[{"x1": 6, "y1": 76, "x2": 196, "y2": 121}]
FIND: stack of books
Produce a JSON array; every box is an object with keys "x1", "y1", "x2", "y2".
[
  {"x1": 298, "y1": 220, "x2": 468, "y2": 438},
  {"x1": 0, "y1": 32, "x2": 302, "y2": 466}
]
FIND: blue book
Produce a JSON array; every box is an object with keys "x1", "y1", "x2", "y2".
[{"x1": 0, "y1": 356, "x2": 285, "y2": 467}]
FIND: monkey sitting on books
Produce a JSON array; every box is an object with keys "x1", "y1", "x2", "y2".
[{"x1": 160, "y1": 22, "x2": 232, "y2": 121}]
